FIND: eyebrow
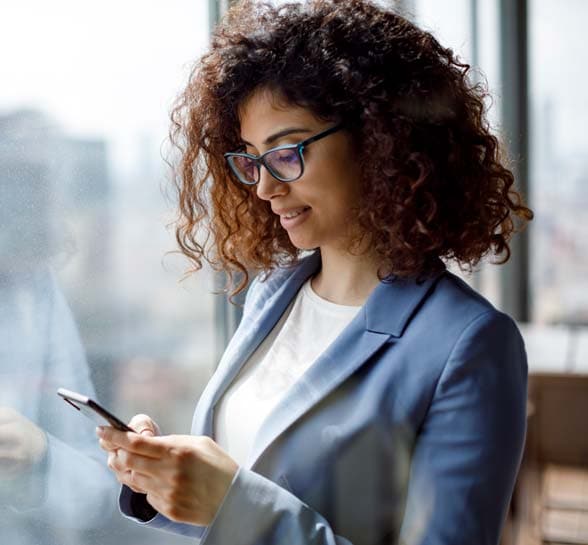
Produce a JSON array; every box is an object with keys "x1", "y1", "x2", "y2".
[{"x1": 241, "y1": 127, "x2": 313, "y2": 148}]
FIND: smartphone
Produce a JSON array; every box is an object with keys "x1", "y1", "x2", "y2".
[{"x1": 57, "y1": 388, "x2": 135, "y2": 432}]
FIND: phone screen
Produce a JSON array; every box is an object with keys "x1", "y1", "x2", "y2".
[{"x1": 57, "y1": 388, "x2": 135, "y2": 432}]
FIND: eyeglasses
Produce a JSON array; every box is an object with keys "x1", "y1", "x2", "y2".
[{"x1": 224, "y1": 123, "x2": 344, "y2": 186}]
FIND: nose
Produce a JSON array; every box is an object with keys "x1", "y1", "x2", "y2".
[{"x1": 255, "y1": 166, "x2": 288, "y2": 201}]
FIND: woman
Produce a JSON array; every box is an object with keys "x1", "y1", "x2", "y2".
[{"x1": 98, "y1": 1, "x2": 534, "y2": 544}]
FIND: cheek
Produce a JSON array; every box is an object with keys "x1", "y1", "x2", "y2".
[
  {"x1": 323, "y1": 170, "x2": 362, "y2": 212},
  {"x1": 300, "y1": 150, "x2": 361, "y2": 215},
  {"x1": 324, "y1": 150, "x2": 361, "y2": 193}
]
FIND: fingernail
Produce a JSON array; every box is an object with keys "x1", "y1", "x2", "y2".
[{"x1": 96, "y1": 426, "x2": 104, "y2": 437}]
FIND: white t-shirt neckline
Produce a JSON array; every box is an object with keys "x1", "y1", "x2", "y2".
[{"x1": 302, "y1": 276, "x2": 363, "y2": 314}]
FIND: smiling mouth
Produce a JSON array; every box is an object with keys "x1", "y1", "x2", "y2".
[{"x1": 281, "y1": 206, "x2": 311, "y2": 219}]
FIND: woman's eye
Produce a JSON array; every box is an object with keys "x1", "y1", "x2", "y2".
[
  {"x1": 273, "y1": 150, "x2": 297, "y2": 163},
  {"x1": 278, "y1": 153, "x2": 296, "y2": 163}
]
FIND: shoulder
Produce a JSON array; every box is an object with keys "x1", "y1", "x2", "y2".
[
  {"x1": 416, "y1": 269, "x2": 521, "y2": 341},
  {"x1": 423, "y1": 272, "x2": 527, "y2": 396},
  {"x1": 430, "y1": 269, "x2": 498, "y2": 317},
  {"x1": 391, "y1": 269, "x2": 527, "y2": 388}
]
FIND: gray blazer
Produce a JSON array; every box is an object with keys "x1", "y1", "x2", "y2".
[{"x1": 121, "y1": 250, "x2": 528, "y2": 545}]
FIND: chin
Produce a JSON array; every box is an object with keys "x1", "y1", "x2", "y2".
[{"x1": 288, "y1": 236, "x2": 318, "y2": 251}]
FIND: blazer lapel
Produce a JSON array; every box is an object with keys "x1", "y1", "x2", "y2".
[
  {"x1": 246, "y1": 315, "x2": 389, "y2": 470},
  {"x1": 246, "y1": 261, "x2": 446, "y2": 471}
]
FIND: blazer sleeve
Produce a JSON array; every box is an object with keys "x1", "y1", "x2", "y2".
[
  {"x1": 398, "y1": 309, "x2": 528, "y2": 545},
  {"x1": 120, "y1": 466, "x2": 355, "y2": 543}
]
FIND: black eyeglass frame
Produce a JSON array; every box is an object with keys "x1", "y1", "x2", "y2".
[{"x1": 223, "y1": 123, "x2": 345, "y2": 185}]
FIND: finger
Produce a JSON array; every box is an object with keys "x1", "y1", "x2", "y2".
[
  {"x1": 111, "y1": 465, "x2": 147, "y2": 494},
  {"x1": 128, "y1": 414, "x2": 161, "y2": 437},
  {"x1": 97, "y1": 437, "x2": 118, "y2": 452},
  {"x1": 107, "y1": 450, "x2": 127, "y2": 475},
  {"x1": 96, "y1": 427, "x2": 165, "y2": 459},
  {"x1": 126, "y1": 470, "x2": 150, "y2": 494},
  {"x1": 107, "y1": 452, "x2": 147, "y2": 493},
  {"x1": 108, "y1": 450, "x2": 130, "y2": 474},
  {"x1": 115, "y1": 448, "x2": 159, "y2": 476},
  {"x1": 107, "y1": 450, "x2": 118, "y2": 472},
  {"x1": 107, "y1": 451, "x2": 128, "y2": 486},
  {"x1": 119, "y1": 469, "x2": 149, "y2": 494}
]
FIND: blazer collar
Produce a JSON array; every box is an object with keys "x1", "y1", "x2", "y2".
[
  {"x1": 365, "y1": 268, "x2": 446, "y2": 337},
  {"x1": 293, "y1": 250, "x2": 446, "y2": 337}
]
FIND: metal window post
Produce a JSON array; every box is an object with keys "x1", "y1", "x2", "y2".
[
  {"x1": 209, "y1": 0, "x2": 247, "y2": 366},
  {"x1": 499, "y1": 0, "x2": 530, "y2": 322}
]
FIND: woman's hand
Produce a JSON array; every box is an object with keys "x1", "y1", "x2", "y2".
[
  {"x1": 0, "y1": 407, "x2": 47, "y2": 478},
  {"x1": 98, "y1": 414, "x2": 161, "y2": 495},
  {"x1": 97, "y1": 416, "x2": 239, "y2": 526}
]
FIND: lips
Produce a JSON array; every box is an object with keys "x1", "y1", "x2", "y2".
[
  {"x1": 275, "y1": 206, "x2": 311, "y2": 218},
  {"x1": 282, "y1": 207, "x2": 311, "y2": 219},
  {"x1": 279, "y1": 206, "x2": 312, "y2": 230}
]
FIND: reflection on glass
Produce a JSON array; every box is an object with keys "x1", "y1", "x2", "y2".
[
  {"x1": 0, "y1": 110, "x2": 118, "y2": 545},
  {"x1": 1, "y1": 2, "x2": 213, "y2": 544}
]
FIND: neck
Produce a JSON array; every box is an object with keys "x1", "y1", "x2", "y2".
[{"x1": 310, "y1": 246, "x2": 382, "y2": 306}]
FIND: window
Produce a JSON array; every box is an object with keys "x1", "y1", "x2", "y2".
[
  {"x1": 529, "y1": 0, "x2": 588, "y2": 325},
  {"x1": 0, "y1": 3, "x2": 215, "y2": 544}
]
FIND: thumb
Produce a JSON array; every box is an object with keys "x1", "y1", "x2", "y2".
[{"x1": 128, "y1": 414, "x2": 161, "y2": 436}]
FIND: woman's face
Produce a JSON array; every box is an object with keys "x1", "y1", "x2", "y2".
[{"x1": 238, "y1": 88, "x2": 363, "y2": 253}]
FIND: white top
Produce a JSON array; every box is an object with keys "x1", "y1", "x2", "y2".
[{"x1": 213, "y1": 277, "x2": 362, "y2": 467}]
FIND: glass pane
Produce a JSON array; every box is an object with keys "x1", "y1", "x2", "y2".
[
  {"x1": 414, "y1": 0, "x2": 472, "y2": 61},
  {"x1": 529, "y1": 0, "x2": 588, "y2": 325},
  {"x1": 0, "y1": 2, "x2": 214, "y2": 544},
  {"x1": 414, "y1": 0, "x2": 502, "y2": 308}
]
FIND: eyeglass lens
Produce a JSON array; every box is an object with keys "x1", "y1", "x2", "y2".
[{"x1": 231, "y1": 148, "x2": 302, "y2": 184}]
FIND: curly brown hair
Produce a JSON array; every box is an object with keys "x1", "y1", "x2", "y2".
[{"x1": 168, "y1": 0, "x2": 533, "y2": 299}]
